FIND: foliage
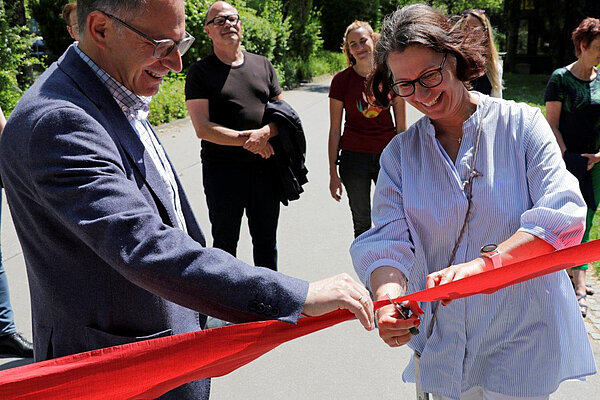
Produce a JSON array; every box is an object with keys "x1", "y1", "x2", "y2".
[
  {"x1": 183, "y1": 0, "x2": 215, "y2": 68},
  {"x1": 238, "y1": 11, "x2": 277, "y2": 60},
  {"x1": 0, "y1": 0, "x2": 43, "y2": 114},
  {"x1": 314, "y1": 0, "x2": 380, "y2": 51},
  {"x1": 29, "y1": 0, "x2": 72, "y2": 62},
  {"x1": 148, "y1": 73, "x2": 187, "y2": 126},
  {"x1": 307, "y1": 49, "x2": 346, "y2": 77},
  {"x1": 315, "y1": 0, "x2": 504, "y2": 52},
  {"x1": 502, "y1": 72, "x2": 548, "y2": 115}
]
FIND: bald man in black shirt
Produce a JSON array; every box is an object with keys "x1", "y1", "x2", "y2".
[{"x1": 185, "y1": 1, "x2": 283, "y2": 272}]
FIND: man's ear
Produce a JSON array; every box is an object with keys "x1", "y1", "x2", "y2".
[
  {"x1": 86, "y1": 11, "x2": 112, "y2": 50},
  {"x1": 204, "y1": 25, "x2": 210, "y2": 35}
]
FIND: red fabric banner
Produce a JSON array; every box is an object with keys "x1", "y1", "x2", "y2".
[{"x1": 1, "y1": 239, "x2": 599, "y2": 399}]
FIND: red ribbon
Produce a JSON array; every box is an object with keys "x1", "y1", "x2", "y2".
[{"x1": 1, "y1": 239, "x2": 599, "y2": 399}]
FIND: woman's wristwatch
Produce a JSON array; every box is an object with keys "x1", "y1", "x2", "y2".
[{"x1": 480, "y1": 243, "x2": 502, "y2": 270}]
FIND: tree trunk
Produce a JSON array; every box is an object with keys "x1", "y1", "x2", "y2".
[{"x1": 504, "y1": 0, "x2": 521, "y2": 73}]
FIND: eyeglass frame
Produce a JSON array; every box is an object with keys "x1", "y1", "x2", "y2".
[
  {"x1": 461, "y1": 9, "x2": 485, "y2": 15},
  {"x1": 390, "y1": 53, "x2": 448, "y2": 97},
  {"x1": 205, "y1": 13, "x2": 240, "y2": 27},
  {"x1": 100, "y1": 11, "x2": 195, "y2": 59}
]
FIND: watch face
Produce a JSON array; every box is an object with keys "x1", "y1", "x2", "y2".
[{"x1": 480, "y1": 243, "x2": 498, "y2": 253}]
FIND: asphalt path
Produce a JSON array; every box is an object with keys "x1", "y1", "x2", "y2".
[{"x1": 1, "y1": 76, "x2": 599, "y2": 399}]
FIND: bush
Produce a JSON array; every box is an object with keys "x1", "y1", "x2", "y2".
[
  {"x1": 0, "y1": 4, "x2": 43, "y2": 115},
  {"x1": 309, "y1": 49, "x2": 346, "y2": 77},
  {"x1": 148, "y1": 73, "x2": 187, "y2": 126}
]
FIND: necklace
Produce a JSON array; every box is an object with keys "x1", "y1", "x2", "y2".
[{"x1": 437, "y1": 132, "x2": 463, "y2": 144}]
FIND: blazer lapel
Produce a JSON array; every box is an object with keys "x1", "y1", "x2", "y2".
[{"x1": 57, "y1": 47, "x2": 181, "y2": 229}]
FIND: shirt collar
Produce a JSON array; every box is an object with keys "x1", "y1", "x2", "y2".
[{"x1": 72, "y1": 43, "x2": 152, "y2": 117}]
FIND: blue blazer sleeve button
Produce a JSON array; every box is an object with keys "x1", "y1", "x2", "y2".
[
  {"x1": 256, "y1": 303, "x2": 266, "y2": 314},
  {"x1": 249, "y1": 300, "x2": 258, "y2": 312}
]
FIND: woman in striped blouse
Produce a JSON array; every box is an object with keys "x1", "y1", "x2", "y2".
[{"x1": 350, "y1": 4, "x2": 596, "y2": 400}]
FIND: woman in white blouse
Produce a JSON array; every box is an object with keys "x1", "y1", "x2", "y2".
[{"x1": 350, "y1": 4, "x2": 595, "y2": 400}]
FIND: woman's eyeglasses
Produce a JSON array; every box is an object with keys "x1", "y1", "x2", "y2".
[{"x1": 390, "y1": 53, "x2": 447, "y2": 97}]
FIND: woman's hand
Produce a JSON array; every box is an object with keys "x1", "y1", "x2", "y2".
[
  {"x1": 581, "y1": 152, "x2": 600, "y2": 171},
  {"x1": 329, "y1": 173, "x2": 343, "y2": 201},
  {"x1": 425, "y1": 259, "x2": 486, "y2": 305},
  {"x1": 376, "y1": 300, "x2": 423, "y2": 347}
]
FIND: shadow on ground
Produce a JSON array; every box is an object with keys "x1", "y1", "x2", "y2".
[{"x1": 0, "y1": 357, "x2": 33, "y2": 371}]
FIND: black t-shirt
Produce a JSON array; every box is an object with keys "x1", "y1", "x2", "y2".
[
  {"x1": 471, "y1": 73, "x2": 492, "y2": 96},
  {"x1": 185, "y1": 51, "x2": 282, "y2": 162}
]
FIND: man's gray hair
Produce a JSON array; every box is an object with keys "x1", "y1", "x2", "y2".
[{"x1": 77, "y1": 0, "x2": 148, "y2": 36}]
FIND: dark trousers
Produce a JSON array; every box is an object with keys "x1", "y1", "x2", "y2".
[
  {"x1": 339, "y1": 150, "x2": 381, "y2": 238},
  {"x1": 202, "y1": 160, "x2": 280, "y2": 270}
]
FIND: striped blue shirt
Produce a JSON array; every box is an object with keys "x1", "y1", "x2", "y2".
[
  {"x1": 72, "y1": 44, "x2": 187, "y2": 232},
  {"x1": 350, "y1": 95, "x2": 597, "y2": 399}
]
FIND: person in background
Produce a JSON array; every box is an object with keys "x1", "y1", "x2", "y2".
[
  {"x1": 545, "y1": 16, "x2": 600, "y2": 318},
  {"x1": 328, "y1": 20, "x2": 406, "y2": 238},
  {"x1": 0, "y1": 0, "x2": 374, "y2": 398},
  {"x1": 0, "y1": 105, "x2": 33, "y2": 358},
  {"x1": 351, "y1": 4, "x2": 595, "y2": 399},
  {"x1": 186, "y1": 1, "x2": 284, "y2": 272},
  {"x1": 62, "y1": 2, "x2": 79, "y2": 41},
  {"x1": 458, "y1": 9, "x2": 503, "y2": 98}
]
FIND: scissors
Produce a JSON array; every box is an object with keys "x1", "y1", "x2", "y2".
[{"x1": 383, "y1": 294, "x2": 419, "y2": 335}]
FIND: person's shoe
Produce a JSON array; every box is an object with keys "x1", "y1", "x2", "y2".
[
  {"x1": 576, "y1": 294, "x2": 588, "y2": 318},
  {"x1": 0, "y1": 332, "x2": 33, "y2": 358}
]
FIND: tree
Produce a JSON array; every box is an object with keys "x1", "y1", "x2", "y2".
[
  {"x1": 0, "y1": 0, "x2": 41, "y2": 113},
  {"x1": 29, "y1": 0, "x2": 74, "y2": 61}
]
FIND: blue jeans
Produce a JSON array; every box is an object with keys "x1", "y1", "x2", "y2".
[
  {"x1": 0, "y1": 191, "x2": 16, "y2": 336},
  {"x1": 202, "y1": 160, "x2": 280, "y2": 271},
  {"x1": 338, "y1": 150, "x2": 381, "y2": 238}
]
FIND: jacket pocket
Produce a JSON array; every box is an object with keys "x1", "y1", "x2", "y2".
[{"x1": 84, "y1": 326, "x2": 172, "y2": 350}]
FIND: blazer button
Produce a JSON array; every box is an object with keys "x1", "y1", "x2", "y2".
[
  {"x1": 265, "y1": 305, "x2": 272, "y2": 316},
  {"x1": 256, "y1": 303, "x2": 266, "y2": 314},
  {"x1": 270, "y1": 306, "x2": 280, "y2": 317},
  {"x1": 249, "y1": 300, "x2": 258, "y2": 312}
]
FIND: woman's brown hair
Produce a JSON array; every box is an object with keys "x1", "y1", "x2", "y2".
[
  {"x1": 572, "y1": 17, "x2": 600, "y2": 58},
  {"x1": 367, "y1": 4, "x2": 487, "y2": 108}
]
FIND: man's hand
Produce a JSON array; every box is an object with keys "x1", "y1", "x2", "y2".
[
  {"x1": 242, "y1": 128, "x2": 271, "y2": 157},
  {"x1": 302, "y1": 273, "x2": 375, "y2": 331}
]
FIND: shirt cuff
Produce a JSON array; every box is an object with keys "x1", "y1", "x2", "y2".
[{"x1": 518, "y1": 225, "x2": 561, "y2": 250}]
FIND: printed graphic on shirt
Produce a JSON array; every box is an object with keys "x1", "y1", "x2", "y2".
[{"x1": 356, "y1": 92, "x2": 384, "y2": 118}]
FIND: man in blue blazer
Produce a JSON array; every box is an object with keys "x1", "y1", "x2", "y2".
[{"x1": 0, "y1": 0, "x2": 373, "y2": 398}]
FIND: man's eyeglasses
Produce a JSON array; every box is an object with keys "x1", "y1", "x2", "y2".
[
  {"x1": 390, "y1": 53, "x2": 447, "y2": 97},
  {"x1": 101, "y1": 11, "x2": 195, "y2": 59},
  {"x1": 206, "y1": 14, "x2": 240, "y2": 27}
]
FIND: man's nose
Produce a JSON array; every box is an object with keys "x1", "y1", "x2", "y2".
[{"x1": 161, "y1": 47, "x2": 183, "y2": 73}]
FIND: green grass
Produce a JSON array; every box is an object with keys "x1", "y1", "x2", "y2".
[{"x1": 502, "y1": 72, "x2": 549, "y2": 115}]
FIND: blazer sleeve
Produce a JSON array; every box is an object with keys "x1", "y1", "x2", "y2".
[{"x1": 25, "y1": 106, "x2": 309, "y2": 324}]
